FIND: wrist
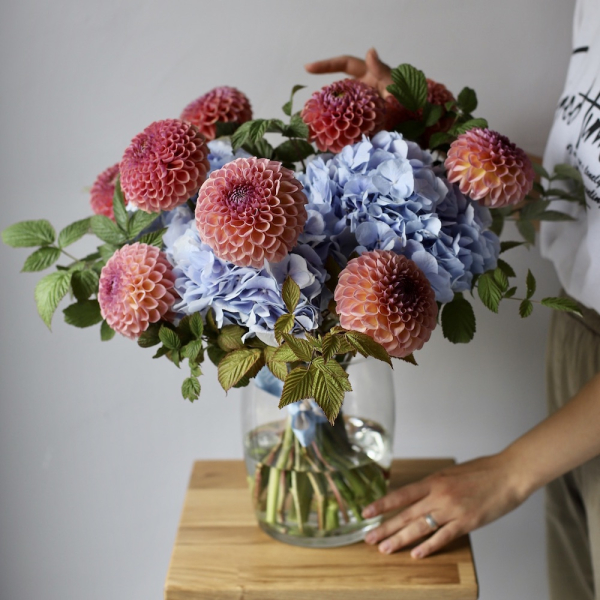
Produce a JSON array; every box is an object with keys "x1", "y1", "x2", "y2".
[{"x1": 497, "y1": 445, "x2": 541, "y2": 504}]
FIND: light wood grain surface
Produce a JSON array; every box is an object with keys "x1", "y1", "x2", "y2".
[{"x1": 164, "y1": 460, "x2": 479, "y2": 600}]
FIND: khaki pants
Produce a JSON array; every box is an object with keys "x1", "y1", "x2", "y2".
[{"x1": 546, "y1": 298, "x2": 600, "y2": 600}]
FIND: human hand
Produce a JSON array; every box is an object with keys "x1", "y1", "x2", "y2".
[
  {"x1": 362, "y1": 452, "x2": 528, "y2": 558},
  {"x1": 304, "y1": 48, "x2": 393, "y2": 97}
]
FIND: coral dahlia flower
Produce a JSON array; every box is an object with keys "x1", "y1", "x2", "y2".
[
  {"x1": 90, "y1": 163, "x2": 123, "y2": 221},
  {"x1": 334, "y1": 250, "x2": 438, "y2": 358}
]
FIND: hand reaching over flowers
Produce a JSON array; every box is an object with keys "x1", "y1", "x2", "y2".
[{"x1": 305, "y1": 48, "x2": 393, "y2": 98}]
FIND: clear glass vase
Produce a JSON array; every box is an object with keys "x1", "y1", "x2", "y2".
[{"x1": 242, "y1": 357, "x2": 395, "y2": 548}]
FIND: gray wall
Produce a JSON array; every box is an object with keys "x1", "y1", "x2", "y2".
[{"x1": 0, "y1": 1, "x2": 575, "y2": 598}]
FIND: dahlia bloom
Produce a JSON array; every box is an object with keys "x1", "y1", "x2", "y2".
[
  {"x1": 445, "y1": 128, "x2": 534, "y2": 208},
  {"x1": 181, "y1": 86, "x2": 252, "y2": 141},
  {"x1": 334, "y1": 250, "x2": 438, "y2": 358},
  {"x1": 90, "y1": 164, "x2": 123, "y2": 220},
  {"x1": 98, "y1": 243, "x2": 176, "y2": 339},
  {"x1": 163, "y1": 206, "x2": 327, "y2": 344},
  {"x1": 120, "y1": 119, "x2": 210, "y2": 213},
  {"x1": 195, "y1": 157, "x2": 307, "y2": 268},
  {"x1": 301, "y1": 79, "x2": 386, "y2": 152}
]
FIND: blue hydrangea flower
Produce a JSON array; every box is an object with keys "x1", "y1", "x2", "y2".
[{"x1": 163, "y1": 206, "x2": 328, "y2": 344}]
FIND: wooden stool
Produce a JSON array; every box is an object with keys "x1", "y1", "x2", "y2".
[{"x1": 165, "y1": 459, "x2": 478, "y2": 599}]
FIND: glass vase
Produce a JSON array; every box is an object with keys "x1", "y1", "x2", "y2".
[{"x1": 242, "y1": 357, "x2": 395, "y2": 548}]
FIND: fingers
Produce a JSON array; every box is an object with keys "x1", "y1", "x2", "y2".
[
  {"x1": 365, "y1": 48, "x2": 392, "y2": 80},
  {"x1": 411, "y1": 522, "x2": 463, "y2": 559},
  {"x1": 362, "y1": 481, "x2": 428, "y2": 518},
  {"x1": 304, "y1": 55, "x2": 367, "y2": 78},
  {"x1": 375, "y1": 512, "x2": 443, "y2": 555}
]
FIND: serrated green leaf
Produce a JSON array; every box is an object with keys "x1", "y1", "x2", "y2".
[
  {"x1": 423, "y1": 103, "x2": 443, "y2": 127},
  {"x1": 231, "y1": 120, "x2": 256, "y2": 150},
  {"x1": 540, "y1": 296, "x2": 583, "y2": 316},
  {"x1": 282, "y1": 84, "x2": 306, "y2": 117},
  {"x1": 312, "y1": 356, "x2": 352, "y2": 391},
  {"x1": 321, "y1": 333, "x2": 342, "y2": 362},
  {"x1": 207, "y1": 344, "x2": 227, "y2": 367},
  {"x1": 217, "y1": 348, "x2": 262, "y2": 392},
  {"x1": 492, "y1": 267, "x2": 509, "y2": 292},
  {"x1": 128, "y1": 210, "x2": 160, "y2": 238},
  {"x1": 153, "y1": 346, "x2": 169, "y2": 359},
  {"x1": 34, "y1": 270, "x2": 72, "y2": 329},
  {"x1": 242, "y1": 138, "x2": 274, "y2": 160},
  {"x1": 311, "y1": 366, "x2": 345, "y2": 425},
  {"x1": 217, "y1": 324, "x2": 246, "y2": 351},
  {"x1": 283, "y1": 114, "x2": 310, "y2": 139},
  {"x1": 215, "y1": 121, "x2": 241, "y2": 138},
  {"x1": 190, "y1": 363, "x2": 202, "y2": 377},
  {"x1": 389, "y1": 63, "x2": 427, "y2": 112},
  {"x1": 516, "y1": 219, "x2": 536, "y2": 244},
  {"x1": 2, "y1": 219, "x2": 56, "y2": 248},
  {"x1": 394, "y1": 119, "x2": 426, "y2": 141},
  {"x1": 281, "y1": 334, "x2": 314, "y2": 362},
  {"x1": 532, "y1": 162, "x2": 550, "y2": 180},
  {"x1": 278, "y1": 367, "x2": 314, "y2": 408},
  {"x1": 519, "y1": 299, "x2": 533, "y2": 318},
  {"x1": 189, "y1": 312, "x2": 204, "y2": 339},
  {"x1": 526, "y1": 269, "x2": 536, "y2": 300},
  {"x1": 477, "y1": 272, "x2": 502, "y2": 313},
  {"x1": 58, "y1": 218, "x2": 91, "y2": 248},
  {"x1": 71, "y1": 269, "x2": 99, "y2": 301},
  {"x1": 91, "y1": 215, "x2": 127, "y2": 245},
  {"x1": 169, "y1": 349, "x2": 181, "y2": 368},
  {"x1": 489, "y1": 210, "x2": 505, "y2": 237},
  {"x1": 182, "y1": 339, "x2": 203, "y2": 361},
  {"x1": 457, "y1": 87, "x2": 477, "y2": 114},
  {"x1": 428, "y1": 132, "x2": 455, "y2": 149},
  {"x1": 137, "y1": 228, "x2": 166, "y2": 248},
  {"x1": 441, "y1": 294, "x2": 476, "y2": 344},
  {"x1": 504, "y1": 286, "x2": 518, "y2": 299},
  {"x1": 112, "y1": 177, "x2": 128, "y2": 231},
  {"x1": 138, "y1": 322, "x2": 162, "y2": 347},
  {"x1": 205, "y1": 308, "x2": 219, "y2": 335},
  {"x1": 182, "y1": 377, "x2": 201, "y2": 402},
  {"x1": 537, "y1": 210, "x2": 576, "y2": 222},
  {"x1": 345, "y1": 331, "x2": 392, "y2": 366},
  {"x1": 282, "y1": 276, "x2": 301, "y2": 314},
  {"x1": 275, "y1": 313, "x2": 296, "y2": 344},
  {"x1": 497, "y1": 258, "x2": 516, "y2": 278},
  {"x1": 98, "y1": 243, "x2": 119, "y2": 261},
  {"x1": 273, "y1": 139, "x2": 315, "y2": 164},
  {"x1": 159, "y1": 326, "x2": 181, "y2": 350},
  {"x1": 398, "y1": 353, "x2": 418, "y2": 365},
  {"x1": 553, "y1": 163, "x2": 582, "y2": 183},
  {"x1": 100, "y1": 320, "x2": 116, "y2": 341},
  {"x1": 21, "y1": 246, "x2": 61, "y2": 272},
  {"x1": 267, "y1": 359, "x2": 288, "y2": 381},
  {"x1": 273, "y1": 344, "x2": 300, "y2": 363},
  {"x1": 500, "y1": 241, "x2": 525, "y2": 254},
  {"x1": 450, "y1": 118, "x2": 488, "y2": 135},
  {"x1": 520, "y1": 199, "x2": 550, "y2": 220},
  {"x1": 63, "y1": 299, "x2": 103, "y2": 328}
]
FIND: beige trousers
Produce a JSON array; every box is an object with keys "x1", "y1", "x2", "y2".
[{"x1": 546, "y1": 299, "x2": 600, "y2": 600}]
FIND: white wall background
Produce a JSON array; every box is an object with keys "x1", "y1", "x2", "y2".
[{"x1": 0, "y1": 1, "x2": 575, "y2": 599}]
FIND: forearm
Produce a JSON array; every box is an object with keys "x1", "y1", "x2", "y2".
[{"x1": 503, "y1": 371, "x2": 600, "y2": 501}]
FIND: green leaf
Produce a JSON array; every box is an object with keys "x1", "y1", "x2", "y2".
[
  {"x1": 516, "y1": 219, "x2": 536, "y2": 244},
  {"x1": 91, "y1": 215, "x2": 127, "y2": 245},
  {"x1": 169, "y1": 349, "x2": 182, "y2": 368},
  {"x1": 21, "y1": 246, "x2": 61, "y2": 272},
  {"x1": 321, "y1": 333, "x2": 342, "y2": 362},
  {"x1": 182, "y1": 339, "x2": 203, "y2": 361},
  {"x1": 441, "y1": 293, "x2": 476, "y2": 344},
  {"x1": 541, "y1": 296, "x2": 583, "y2": 316},
  {"x1": 278, "y1": 367, "x2": 314, "y2": 408},
  {"x1": 34, "y1": 270, "x2": 72, "y2": 329},
  {"x1": 153, "y1": 346, "x2": 169, "y2": 359},
  {"x1": 345, "y1": 331, "x2": 392, "y2": 366},
  {"x1": 282, "y1": 84, "x2": 306, "y2": 117},
  {"x1": 217, "y1": 324, "x2": 246, "y2": 351},
  {"x1": 273, "y1": 139, "x2": 315, "y2": 164},
  {"x1": 450, "y1": 118, "x2": 488, "y2": 135},
  {"x1": 63, "y1": 299, "x2": 103, "y2": 328},
  {"x1": 2, "y1": 219, "x2": 56, "y2": 247},
  {"x1": 273, "y1": 344, "x2": 300, "y2": 363},
  {"x1": 57, "y1": 218, "x2": 91, "y2": 248},
  {"x1": 243, "y1": 138, "x2": 274, "y2": 160},
  {"x1": 232, "y1": 119, "x2": 269, "y2": 149},
  {"x1": 497, "y1": 258, "x2": 516, "y2": 278},
  {"x1": 138, "y1": 323, "x2": 162, "y2": 347},
  {"x1": 519, "y1": 299, "x2": 533, "y2": 318},
  {"x1": 137, "y1": 228, "x2": 166, "y2": 247},
  {"x1": 428, "y1": 132, "x2": 455, "y2": 149},
  {"x1": 71, "y1": 269, "x2": 99, "y2": 301},
  {"x1": 312, "y1": 356, "x2": 352, "y2": 391},
  {"x1": 489, "y1": 210, "x2": 505, "y2": 237},
  {"x1": 100, "y1": 320, "x2": 116, "y2": 341},
  {"x1": 159, "y1": 326, "x2": 181, "y2": 350},
  {"x1": 207, "y1": 344, "x2": 227, "y2": 367},
  {"x1": 217, "y1": 348, "x2": 263, "y2": 392},
  {"x1": 311, "y1": 365, "x2": 345, "y2": 425},
  {"x1": 519, "y1": 199, "x2": 550, "y2": 220},
  {"x1": 190, "y1": 363, "x2": 202, "y2": 377},
  {"x1": 526, "y1": 269, "x2": 536, "y2": 300},
  {"x1": 500, "y1": 241, "x2": 525, "y2": 254},
  {"x1": 399, "y1": 353, "x2": 418, "y2": 366},
  {"x1": 423, "y1": 103, "x2": 443, "y2": 127},
  {"x1": 281, "y1": 333, "x2": 314, "y2": 362},
  {"x1": 457, "y1": 87, "x2": 477, "y2": 114},
  {"x1": 492, "y1": 267, "x2": 509, "y2": 292},
  {"x1": 189, "y1": 312, "x2": 204, "y2": 339},
  {"x1": 128, "y1": 210, "x2": 160, "y2": 238},
  {"x1": 283, "y1": 114, "x2": 310, "y2": 139},
  {"x1": 504, "y1": 286, "x2": 518, "y2": 299},
  {"x1": 182, "y1": 377, "x2": 201, "y2": 402},
  {"x1": 394, "y1": 119, "x2": 426, "y2": 141},
  {"x1": 267, "y1": 358, "x2": 288, "y2": 381},
  {"x1": 215, "y1": 121, "x2": 241, "y2": 138},
  {"x1": 477, "y1": 272, "x2": 502, "y2": 313},
  {"x1": 553, "y1": 163, "x2": 582, "y2": 183},
  {"x1": 98, "y1": 243, "x2": 119, "y2": 261},
  {"x1": 282, "y1": 276, "x2": 301, "y2": 314},
  {"x1": 275, "y1": 313, "x2": 296, "y2": 344},
  {"x1": 112, "y1": 177, "x2": 128, "y2": 231},
  {"x1": 388, "y1": 63, "x2": 428, "y2": 112},
  {"x1": 537, "y1": 210, "x2": 576, "y2": 222},
  {"x1": 532, "y1": 162, "x2": 550, "y2": 180}
]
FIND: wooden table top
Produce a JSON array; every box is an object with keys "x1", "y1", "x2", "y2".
[{"x1": 164, "y1": 459, "x2": 478, "y2": 600}]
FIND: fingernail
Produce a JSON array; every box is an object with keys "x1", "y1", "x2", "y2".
[
  {"x1": 411, "y1": 548, "x2": 423, "y2": 559},
  {"x1": 362, "y1": 507, "x2": 374, "y2": 518},
  {"x1": 379, "y1": 542, "x2": 391, "y2": 554}
]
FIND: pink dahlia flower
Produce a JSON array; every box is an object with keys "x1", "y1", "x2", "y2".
[
  {"x1": 181, "y1": 86, "x2": 253, "y2": 141},
  {"x1": 195, "y1": 157, "x2": 307, "y2": 268},
  {"x1": 120, "y1": 119, "x2": 210, "y2": 213},
  {"x1": 334, "y1": 250, "x2": 438, "y2": 358},
  {"x1": 445, "y1": 128, "x2": 534, "y2": 208},
  {"x1": 301, "y1": 79, "x2": 386, "y2": 153},
  {"x1": 90, "y1": 163, "x2": 124, "y2": 221},
  {"x1": 98, "y1": 243, "x2": 176, "y2": 339}
]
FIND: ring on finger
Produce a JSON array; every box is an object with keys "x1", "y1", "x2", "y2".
[{"x1": 424, "y1": 512, "x2": 439, "y2": 531}]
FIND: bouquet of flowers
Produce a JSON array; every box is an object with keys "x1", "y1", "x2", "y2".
[{"x1": 2, "y1": 64, "x2": 583, "y2": 543}]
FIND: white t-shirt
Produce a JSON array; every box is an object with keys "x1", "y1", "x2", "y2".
[{"x1": 540, "y1": 0, "x2": 600, "y2": 312}]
